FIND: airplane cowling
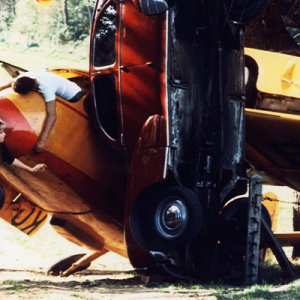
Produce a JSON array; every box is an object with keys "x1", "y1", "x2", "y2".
[{"x1": 0, "y1": 94, "x2": 39, "y2": 158}]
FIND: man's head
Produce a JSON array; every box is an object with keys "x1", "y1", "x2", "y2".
[
  {"x1": 12, "y1": 77, "x2": 36, "y2": 94},
  {"x1": 0, "y1": 121, "x2": 5, "y2": 143}
]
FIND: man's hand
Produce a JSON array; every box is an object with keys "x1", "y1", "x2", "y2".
[
  {"x1": 34, "y1": 139, "x2": 47, "y2": 153},
  {"x1": 31, "y1": 163, "x2": 47, "y2": 172},
  {"x1": 0, "y1": 82, "x2": 12, "y2": 91}
]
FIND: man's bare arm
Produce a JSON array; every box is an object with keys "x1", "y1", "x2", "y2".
[
  {"x1": 34, "y1": 100, "x2": 57, "y2": 153},
  {"x1": 0, "y1": 82, "x2": 12, "y2": 91},
  {"x1": 12, "y1": 159, "x2": 47, "y2": 172}
]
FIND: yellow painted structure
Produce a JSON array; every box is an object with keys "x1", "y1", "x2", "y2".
[
  {"x1": 245, "y1": 48, "x2": 300, "y2": 98},
  {"x1": 0, "y1": 172, "x2": 48, "y2": 236}
]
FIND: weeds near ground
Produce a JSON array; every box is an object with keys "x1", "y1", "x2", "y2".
[{"x1": 2, "y1": 281, "x2": 27, "y2": 291}]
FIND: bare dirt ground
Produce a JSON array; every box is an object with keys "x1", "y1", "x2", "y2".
[
  {"x1": 0, "y1": 220, "x2": 217, "y2": 300},
  {"x1": 1, "y1": 254, "x2": 217, "y2": 300}
]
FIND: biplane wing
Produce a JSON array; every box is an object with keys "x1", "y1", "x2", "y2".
[
  {"x1": 0, "y1": 60, "x2": 27, "y2": 78},
  {"x1": 0, "y1": 168, "x2": 48, "y2": 236},
  {"x1": 0, "y1": 63, "x2": 128, "y2": 275},
  {"x1": 245, "y1": 48, "x2": 300, "y2": 192}
]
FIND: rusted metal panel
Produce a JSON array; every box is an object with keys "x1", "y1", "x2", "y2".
[{"x1": 245, "y1": 175, "x2": 262, "y2": 285}]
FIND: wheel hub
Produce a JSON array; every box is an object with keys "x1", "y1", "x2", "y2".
[
  {"x1": 156, "y1": 198, "x2": 188, "y2": 239},
  {"x1": 164, "y1": 204, "x2": 182, "y2": 228}
]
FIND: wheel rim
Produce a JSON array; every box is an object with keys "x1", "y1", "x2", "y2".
[{"x1": 155, "y1": 197, "x2": 188, "y2": 239}]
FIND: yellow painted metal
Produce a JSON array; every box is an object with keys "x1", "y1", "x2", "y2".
[
  {"x1": 0, "y1": 155, "x2": 127, "y2": 257},
  {"x1": 246, "y1": 107, "x2": 300, "y2": 120},
  {"x1": 49, "y1": 68, "x2": 88, "y2": 79},
  {"x1": 262, "y1": 192, "x2": 279, "y2": 262},
  {"x1": 0, "y1": 67, "x2": 127, "y2": 256},
  {"x1": 0, "y1": 175, "x2": 47, "y2": 236},
  {"x1": 1, "y1": 70, "x2": 99, "y2": 182},
  {"x1": 263, "y1": 192, "x2": 279, "y2": 232},
  {"x1": 245, "y1": 107, "x2": 300, "y2": 191},
  {"x1": 275, "y1": 232, "x2": 300, "y2": 246},
  {"x1": 245, "y1": 47, "x2": 300, "y2": 98}
]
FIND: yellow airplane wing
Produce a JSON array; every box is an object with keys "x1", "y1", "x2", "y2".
[{"x1": 245, "y1": 48, "x2": 300, "y2": 98}]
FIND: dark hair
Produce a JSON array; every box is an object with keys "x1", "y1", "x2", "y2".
[{"x1": 13, "y1": 77, "x2": 36, "y2": 94}]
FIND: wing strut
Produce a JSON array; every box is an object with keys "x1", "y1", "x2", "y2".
[{"x1": 61, "y1": 249, "x2": 109, "y2": 277}]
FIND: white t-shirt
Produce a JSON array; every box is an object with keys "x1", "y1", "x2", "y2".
[{"x1": 20, "y1": 71, "x2": 81, "y2": 102}]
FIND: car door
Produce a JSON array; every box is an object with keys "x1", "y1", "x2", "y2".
[
  {"x1": 90, "y1": 0, "x2": 128, "y2": 223},
  {"x1": 90, "y1": 0, "x2": 123, "y2": 149},
  {"x1": 118, "y1": 1, "x2": 162, "y2": 159}
]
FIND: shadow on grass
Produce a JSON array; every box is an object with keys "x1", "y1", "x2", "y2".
[{"x1": 0, "y1": 276, "x2": 142, "y2": 292}]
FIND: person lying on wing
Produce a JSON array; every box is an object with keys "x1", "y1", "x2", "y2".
[{"x1": 0, "y1": 70, "x2": 85, "y2": 153}]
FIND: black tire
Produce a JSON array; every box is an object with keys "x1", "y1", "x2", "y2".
[
  {"x1": 220, "y1": 197, "x2": 271, "y2": 255},
  {"x1": 131, "y1": 186, "x2": 202, "y2": 254},
  {"x1": 0, "y1": 184, "x2": 5, "y2": 211},
  {"x1": 224, "y1": 0, "x2": 270, "y2": 23}
]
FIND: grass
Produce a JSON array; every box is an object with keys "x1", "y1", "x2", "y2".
[
  {"x1": 1, "y1": 281, "x2": 27, "y2": 291},
  {"x1": 155, "y1": 278, "x2": 300, "y2": 299},
  {"x1": 215, "y1": 286, "x2": 285, "y2": 300},
  {"x1": 156, "y1": 265, "x2": 300, "y2": 299}
]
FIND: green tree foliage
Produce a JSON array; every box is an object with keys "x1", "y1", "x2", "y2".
[
  {"x1": 0, "y1": 0, "x2": 96, "y2": 46},
  {"x1": 0, "y1": 0, "x2": 16, "y2": 31},
  {"x1": 92, "y1": 1, "x2": 116, "y2": 67},
  {"x1": 58, "y1": 0, "x2": 95, "y2": 43},
  {"x1": 246, "y1": 0, "x2": 300, "y2": 54}
]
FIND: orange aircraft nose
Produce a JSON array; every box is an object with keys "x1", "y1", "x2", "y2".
[{"x1": 0, "y1": 95, "x2": 38, "y2": 157}]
